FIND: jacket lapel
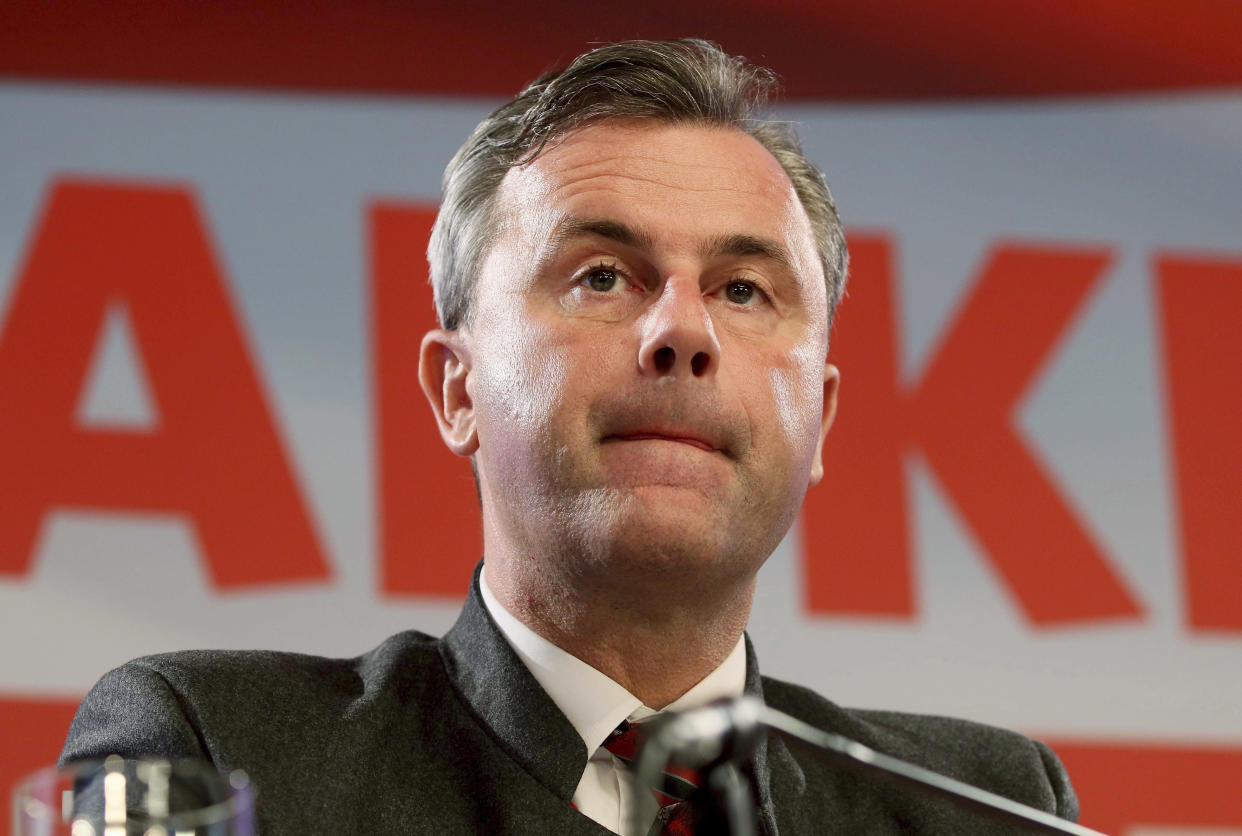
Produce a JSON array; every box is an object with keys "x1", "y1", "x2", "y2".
[
  {"x1": 744, "y1": 636, "x2": 799, "y2": 836},
  {"x1": 440, "y1": 565, "x2": 588, "y2": 802}
]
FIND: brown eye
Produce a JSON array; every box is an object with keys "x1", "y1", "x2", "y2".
[
  {"x1": 585, "y1": 266, "x2": 620, "y2": 292},
  {"x1": 725, "y1": 280, "x2": 756, "y2": 305}
]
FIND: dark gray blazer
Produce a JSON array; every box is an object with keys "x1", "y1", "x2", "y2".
[{"x1": 61, "y1": 572, "x2": 1078, "y2": 834}]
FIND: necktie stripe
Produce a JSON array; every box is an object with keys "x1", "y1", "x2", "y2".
[
  {"x1": 602, "y1": 751, "x2": 698, "y2": 801},
  {"x1": 601, "y1": 720, "x2": 704, "y2": 835},
  {"x1": 658, "y1": 772, "x2": 699, "y2": 802}
]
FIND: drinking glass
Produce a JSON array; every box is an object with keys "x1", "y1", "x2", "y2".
[{"x1": 12, "y1": 755, "x2": 253, "y2": 835}]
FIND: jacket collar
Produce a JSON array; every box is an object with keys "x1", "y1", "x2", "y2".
[{"x1": 441, "y1": 563, "x2": 802, "y2": 834}]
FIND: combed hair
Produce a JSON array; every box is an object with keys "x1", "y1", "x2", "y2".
[{"x1": 427, "y1": 38, "x2": 848, "y2": 330}]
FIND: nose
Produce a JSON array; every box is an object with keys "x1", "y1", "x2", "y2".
[{"x1": 637, "y1": 277, "x2": 720, "y2": 379}]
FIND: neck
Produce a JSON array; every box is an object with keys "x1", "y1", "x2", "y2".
[{"x1": 485, "y1": 553, "x2": 755, "y2": 709}]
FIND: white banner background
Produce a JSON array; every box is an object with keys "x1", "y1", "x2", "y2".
[{"x1": 2, "y1": 81, "x2": 1241, "y2": 831}]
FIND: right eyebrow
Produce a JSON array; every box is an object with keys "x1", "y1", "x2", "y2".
[{"x1": 544, "y1": 216, "x2": 657, "y2": 254}]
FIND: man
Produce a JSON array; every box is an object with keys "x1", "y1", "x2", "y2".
[{"x1": 62, "y1": 40, "x2": 1079, "y2": 834}]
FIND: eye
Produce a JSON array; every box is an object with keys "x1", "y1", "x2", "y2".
[
  {"x1": 581, "y1": 263, "x2": 623, "y2": 293},
  {"x1": 724, "y1": 280, "x2": 761, "y2": 306}
]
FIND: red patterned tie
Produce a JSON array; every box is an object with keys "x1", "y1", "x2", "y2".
[{"x1": 602, "y1": 720, "x2": 702, "y2": 836}]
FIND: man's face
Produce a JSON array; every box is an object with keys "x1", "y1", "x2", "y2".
[{"x1": 433, "y1": 119, "x2": 837, "y2": 584}]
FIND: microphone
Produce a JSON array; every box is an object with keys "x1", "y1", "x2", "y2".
[
  {"x1": 630, "y1": 696, "x2": 1107, "y2": 836},
  {"x1": 635, "y1": 697, "x2": 765, "y2": 774},
  {"x1": 630, "y1": 698, "x2": 764, "y2": 836}
]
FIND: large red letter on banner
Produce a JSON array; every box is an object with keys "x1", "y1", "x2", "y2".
[
  {"x1": 803, "y1": 237, "x2": 1142, "y2": 624},
  {"x1": 801, "y1": 236, "x2": 914, "y2": 616},
  {"x1": 1050, "y1": 739, "x2": 1242, "y2": 833},
  {"x1": 0, "y1": 179, "x2": 330, "y2": 587},
  {"x1": 1156, "y1": 253, "x2": 1242, "y2": 632},
  {"x1": 371, "y1": 202, "x2": 481, "y2": 597}
]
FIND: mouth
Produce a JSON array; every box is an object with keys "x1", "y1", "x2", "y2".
[{"x1": 604, "y1": 432, "x2": 722, "y2": 454}]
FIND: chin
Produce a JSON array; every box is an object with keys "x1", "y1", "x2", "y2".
[{"x1": 573, "y1": 490, "x2": 762, "y2": 581}]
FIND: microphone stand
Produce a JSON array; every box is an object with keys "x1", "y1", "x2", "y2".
[{"x1": 631, "y1": 697, "x2": 1107, "y2": 836}]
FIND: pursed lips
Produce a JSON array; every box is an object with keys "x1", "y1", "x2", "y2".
[{"x1": 604, "y1": 432, "x2": 721, "y2": 453}]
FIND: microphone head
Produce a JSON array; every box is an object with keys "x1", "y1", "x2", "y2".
[
  {"x1": 642, "y1": 696, "x2": 765, "y2": 769},
  {"x1": 628, "y1": 697, "x2": 766, "y2": 836}
]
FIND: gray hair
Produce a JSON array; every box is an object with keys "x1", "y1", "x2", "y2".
[{"x1": 427, "y1": 38, "x2": 848, "y2": 331}]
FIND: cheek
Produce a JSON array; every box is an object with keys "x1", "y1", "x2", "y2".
[
  {"x1": 765, "y1": 351, "x2": 825, "y2": 454},
  {"x1": 470, "y1": 330, "x2": 575, "y2": 501},
  {"x1": 475, "y1": 325, "x2": 570, "y2": 435}
]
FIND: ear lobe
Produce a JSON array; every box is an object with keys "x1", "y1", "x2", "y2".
[
  {"x1": 419, "y1": 329, "x2": 478, "y2": 457},
  {"x1": 808, "y1": 363, "x2": 840, "y2": 487}
]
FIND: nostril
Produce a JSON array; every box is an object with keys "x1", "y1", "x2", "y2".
[
  {"x1": 691, "y1": 352, "x2": 710, "y2": 377},
  {"x1": 654, "y1": 346, "x2": 675, "y2": 373}
]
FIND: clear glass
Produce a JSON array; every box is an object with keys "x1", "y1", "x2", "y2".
[{"x1": 12, "y1": 756, "x2": 253, "y2": 835}]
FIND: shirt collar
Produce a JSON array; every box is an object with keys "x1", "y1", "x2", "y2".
[{"x1": 479, "y1": 564, "x2": 747, "y2": 756}]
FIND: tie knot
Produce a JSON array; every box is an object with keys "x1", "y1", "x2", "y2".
[
  {"x1": 602, "y1": 719, "x2": 644, "y2": 761},
  {"x1": 602, "y1": 719, "x2": 702, "y2": 806}
]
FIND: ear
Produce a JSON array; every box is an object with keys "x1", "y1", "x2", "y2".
[
  {"x1": 419, "y1": 329, "x2": 478, "y2": 457},
  {"x1": 807, "y1": 363, "x2": 840, "y2": 487}
]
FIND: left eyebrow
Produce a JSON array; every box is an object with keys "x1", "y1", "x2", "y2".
[{"x1": 700, "y1": 233, "x2": 797, "y2": 274}]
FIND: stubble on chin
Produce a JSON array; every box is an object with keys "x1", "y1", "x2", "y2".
[{"x1": 544, "y1": 483, "x2": 762, "y2": 585}]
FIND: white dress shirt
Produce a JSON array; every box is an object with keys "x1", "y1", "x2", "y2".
[{"x1": 480, "y1": 566, "x2": 747, "y2": 834}]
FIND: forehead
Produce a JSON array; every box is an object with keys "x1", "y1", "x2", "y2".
[{"x1": 492, "y1": 119, "x2": 821, "y2": 277}]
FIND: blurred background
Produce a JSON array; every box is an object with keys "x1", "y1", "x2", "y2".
[{"x1": 2, "y1": 2, "x2": 1241, "y2": 832}]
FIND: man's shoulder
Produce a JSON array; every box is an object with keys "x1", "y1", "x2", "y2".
[
  {"x1": 762, "y1": 674, "x2": 1047, "y2": 765},
  {"x1": 760, "y1": 675, "x2": 1078, "y2": 821},
  {"x1": 61, "y1": 630, "x2": 447, "y2": 767},
  {"x1": 116, "y1": 629, "x2": 444, "y2": 695}
]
